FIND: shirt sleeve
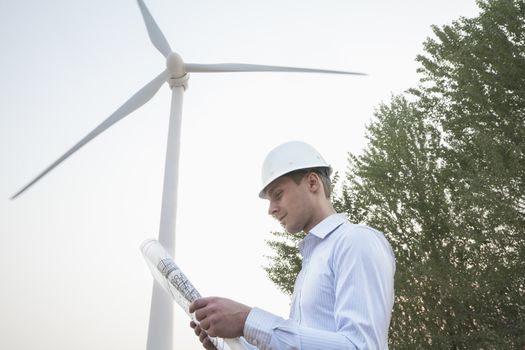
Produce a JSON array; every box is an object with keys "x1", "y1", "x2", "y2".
[
  {"x1": 243, "y1": 226, "x2": 395, "y2": 350},
  {"x1": 239, "y1": 336, "x2": 259, "y2": 350},
  {"x1": 243, "y1": 307, "x2": 357, "y2": 350}
]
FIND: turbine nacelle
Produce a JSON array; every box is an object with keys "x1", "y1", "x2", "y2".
[{"x1": 166, "y1": 52, "x2": 189, "y2": 89}]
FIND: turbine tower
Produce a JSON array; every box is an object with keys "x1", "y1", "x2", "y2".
[{"x1": 11, "y1": 1, "x2": 365, "y2": 349}]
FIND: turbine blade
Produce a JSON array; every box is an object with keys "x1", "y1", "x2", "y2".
[
  {"x1": 185, "y1": 63, "x2": 367, "y2": 76},
  {"x1": 137, "y1": 0, "x2": 172, "y2": 57},
  {"x1": 11, "y1": 70, "x2": 169, "y2": 200}
]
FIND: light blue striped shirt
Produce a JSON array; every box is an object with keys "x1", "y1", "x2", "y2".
[{"x1": 242, "y1": 213, "x2": 395, "y2": 349}]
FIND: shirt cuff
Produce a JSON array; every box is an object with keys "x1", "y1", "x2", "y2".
[{"x1": 243, "y1": 307, "x2": 280, "y2": 348}]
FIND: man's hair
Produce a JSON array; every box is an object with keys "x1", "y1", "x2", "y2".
[{"x1": 286, "y1": 167, "x2": 332, "y2": 198}]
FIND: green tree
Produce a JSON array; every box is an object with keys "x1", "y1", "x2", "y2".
[
  {"x1": 264, "y1": 0, "x2": 525, "y2": 348},
  {"x1": 411, "y1": 0, "x2": 525, "y2": 346}
]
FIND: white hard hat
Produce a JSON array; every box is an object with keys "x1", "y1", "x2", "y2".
[{"x1": 259, "y1": 141, "x2": 332, "y2": 198}]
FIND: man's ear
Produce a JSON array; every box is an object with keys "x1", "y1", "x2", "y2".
[{"x1": 305, "y1": 172, "x2": 321, "y2": 193}]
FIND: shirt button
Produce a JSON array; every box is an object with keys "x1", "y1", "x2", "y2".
[{"x1": 252, "y1": 339, "x2": 258, "y2": 346}]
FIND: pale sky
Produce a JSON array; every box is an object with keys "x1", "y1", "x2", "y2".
[{"x1": 0, "y1": 1, "x2": 480, "y2": 349}]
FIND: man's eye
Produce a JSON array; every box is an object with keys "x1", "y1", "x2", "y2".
[{"x1": 275, "y1": 191, "x2": 283, "y2": 199}]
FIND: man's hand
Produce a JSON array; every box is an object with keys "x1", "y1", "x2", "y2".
[{"x1": 189, "y1": 297, "x2": 251, "y2": 339}]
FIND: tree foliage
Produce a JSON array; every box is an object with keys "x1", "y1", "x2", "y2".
[{"x1": 264, "y1": 0, "x2": 525, "y2": 348}]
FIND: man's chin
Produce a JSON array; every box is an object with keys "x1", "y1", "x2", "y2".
[{"x1": 285, "y1": 225, "x2": 302, "y2": 235}]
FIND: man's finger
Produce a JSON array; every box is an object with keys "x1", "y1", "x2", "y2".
[
  {"x1": 199, "y1": 329, "x2": 207, "y2": 342},
  {"x1": 199, "y1": 318, "x2": 210, "y2": 332},
  {"x1": 191, "y1": 322, "x2": 201, "y2": 336},
  {"x1": 189, "y1": 297, "x2": 210, "y2": 313},
  {"x1": 194, "y1": 308, "x2": 208, "y2": 322},
  {"x1": 202, "y1": 336, "x2": 216, "y2": 350}
]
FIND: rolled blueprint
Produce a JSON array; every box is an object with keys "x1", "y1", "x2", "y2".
[{"x1": 140, "y1": 239, "x2": 246, "y2": 350}]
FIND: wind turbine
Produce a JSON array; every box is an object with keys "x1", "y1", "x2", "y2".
[{"x1": 11, "y1": 0, "x2": 365, "y2": 349}]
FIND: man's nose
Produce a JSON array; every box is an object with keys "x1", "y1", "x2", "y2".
[{"x1": 268, "y1": 201, "x2": 278, "y2": 216}]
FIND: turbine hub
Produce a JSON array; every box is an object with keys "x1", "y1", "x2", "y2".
[
  {"x1": 166, "y1": 52, "x2": 188, "y2": 90},
  {"x1": 166, "y1": 52, "x2": 185, "y2": 78}
]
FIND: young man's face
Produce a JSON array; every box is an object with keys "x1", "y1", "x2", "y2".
[{"x1": 264, "y1": 174, "x2": 315, "y2": 234}]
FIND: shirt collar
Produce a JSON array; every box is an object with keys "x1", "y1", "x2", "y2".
[
  {"x1": 298, "y1": 213, "x2": 347, "y2": 259},
  {"x1": 308, "y1": 213, "x2": 347, "y2": 239}
]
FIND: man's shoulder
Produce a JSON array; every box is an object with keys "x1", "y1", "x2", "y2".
[
  {"x1": 331, "y1": 222, "x2": 392, "y2": 253},
  {"x1": 336, "y1": 221, "x2": 384, "y2": 239}
]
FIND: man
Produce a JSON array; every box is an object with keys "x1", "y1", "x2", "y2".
[{"x1": 189, "y1": 141, "x2": 396, "y2": 349}]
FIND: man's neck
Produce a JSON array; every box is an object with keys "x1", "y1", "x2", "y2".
[{"x1": 304, "y1": 203, "x2": 336, "y2": 233}]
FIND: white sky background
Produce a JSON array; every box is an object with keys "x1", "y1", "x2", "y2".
[{"x1": 0, "y1": 1, "x2": 480, "y2": 349}]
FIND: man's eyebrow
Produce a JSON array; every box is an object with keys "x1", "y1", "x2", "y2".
[{"x1": 266, "y1": 185, "x2": 279, "y2": 198}]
